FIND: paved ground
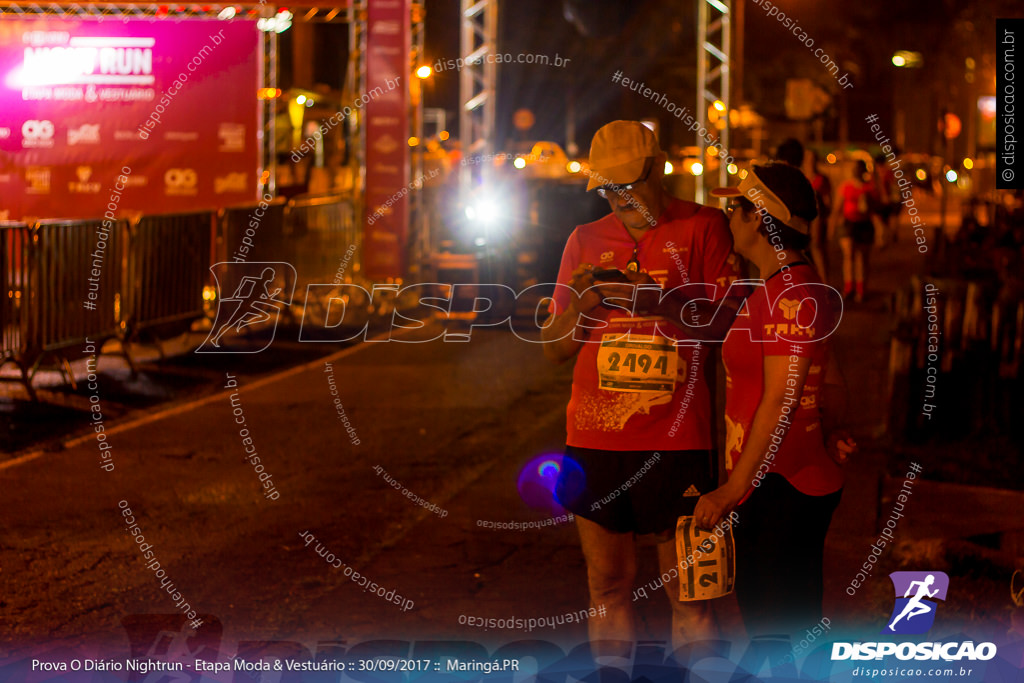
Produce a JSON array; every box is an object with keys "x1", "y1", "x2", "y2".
[{"x1": 2, "y1": 191, "x2": 1022, "y2": 682}]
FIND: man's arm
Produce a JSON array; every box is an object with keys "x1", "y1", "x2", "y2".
[
  {"x1": 541, "y1": 264, "x2": 605, "y2": 364},
  {"x1": 650, "y1": 283, "x2": 749, "y2": 342},
  {"x1": 541, "y1": 308, "x2": 585, "y2": 364}
]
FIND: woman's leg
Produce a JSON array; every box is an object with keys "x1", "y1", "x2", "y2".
[{"x1": 839, "y1": 237, "x2": 854, "y2": 298}]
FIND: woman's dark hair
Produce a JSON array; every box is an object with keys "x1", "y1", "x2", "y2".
[{"x1": 735, "y1": 196, "x2": 813, "y2": 252}]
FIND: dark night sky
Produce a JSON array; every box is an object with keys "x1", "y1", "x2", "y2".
[{"x1": 421, "y1": 0, "x2": 1022, "y2": 157}]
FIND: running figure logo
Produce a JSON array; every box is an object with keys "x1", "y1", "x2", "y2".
[
  {"x1": 197, "y1": 262, "x2": 296, "y2": 353},
  {"x1": 883, "y1": 571, "x2": 950, "y2": 634}
]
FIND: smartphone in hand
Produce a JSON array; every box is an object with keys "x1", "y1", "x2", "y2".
[{"x1": 591, "y1": 268, "x2": 630, "y2": 283}]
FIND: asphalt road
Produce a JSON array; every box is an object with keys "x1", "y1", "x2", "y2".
[
  {"x1": 1, "y1": 320, "x2": 640, "y2": 659},
  {"x1": 4, "y1": 195, "x2": 1021, "y2": 682}
]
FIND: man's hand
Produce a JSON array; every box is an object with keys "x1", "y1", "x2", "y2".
[
  {"x1": 622, "y1": 269, "x2": 661, "y2": 316},
  {"x1": 693, "y1": 482, "x2": 745, "y2": 530},
  {"x1": 569, "y1": 265, "x2": 659, "y2": 316},
  {"x1": 827, "y1": 430, "x2": 857, "y2": 465},
  {"x1": 566, "y1": 264, "x2": 602, "y2": 315}
]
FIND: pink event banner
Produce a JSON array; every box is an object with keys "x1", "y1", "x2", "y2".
[
  {"x1": 0, "y1": 18, "x2": 260, "y2": 221},
  {"x1": 363, "y1": 0, "x2": 410, "y2": 281}
]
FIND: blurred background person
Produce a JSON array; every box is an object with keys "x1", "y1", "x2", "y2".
[
  {"x1": 804, "y1": 149, "x2": 833, "y2": 281},
  {"x1": 774, "y1": 138, "x2": 831, "y2": 281},
  {"x1": 873, "y1": 151, "x2": 902, "y2": 248},
  {"x1": 835, "y1": 159, "x2": 879, "y2": 302}
]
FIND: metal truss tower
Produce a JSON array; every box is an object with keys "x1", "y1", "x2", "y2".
[
  {"x1": 458, "y1": 0, "x2": 498, "y2": 197},
  {"x1": 696, "y1": 0, "x2": 731, "y2": 203}
]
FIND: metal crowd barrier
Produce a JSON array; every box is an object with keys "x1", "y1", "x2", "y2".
[
  {"x1": 2, "y1": 196, "x2": 370, "y2": 398},
  {"x1": 1, "y1": 222, "x2": 32, "y2": 368},
  {"x1": 284, "y1": 194, "x2": 360, "y2": 285},
  {"x1": 0, "y1": 219, "x2": 127, "y2": 398},
  {"x1": 122, "y1": 211, "x2": 216, "y2": 349},
  {"x1": 282, "y1": 195, "x2": 370, "y2": 330},
  {"x1": 217, "y1": 199, "x2": 287, "y2": 264},
  {"x1": 888, "y1": 274, "x2": 1023, "y2": 441}
]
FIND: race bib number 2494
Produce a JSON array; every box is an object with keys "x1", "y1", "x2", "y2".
[{"x1": 596, "y1": 334, "x2": 679, "y2": 393}]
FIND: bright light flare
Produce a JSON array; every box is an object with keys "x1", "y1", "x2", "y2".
[
  {"x1": 416, "y1": 65, "x2": 432, "y2": 79},
  {"x1": 664, "y1": 161, "x2": 674, "y2": 174},
  {"x1": 516, "y1": 453, "x2": 580, "y2": 515},
  {"x1": 945, "y1": 169, "x2": 958, "y2": 183},
  {"x1": 513, "y1": 157, "x2": 527, "y2": 169},
  {"x1": 691, "y1": 162, "x2": 704, "y2": 176},
  {"x1": 727, "y1": 163, "x2": 738, "y2": 175},
  {"x1": 963, "y1": 158, "x2": 974, "y2": 170},
  {"x1": 567, "y1": 160, "x2": 581, "y2": 173}
]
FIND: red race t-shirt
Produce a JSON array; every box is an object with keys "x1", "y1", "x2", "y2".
[
  {"x1": 549, "y1": 197, "x2": 743, "y2": 451},
  {"x1": 721, "y1": 263, "x2": 843, "y2": 496},
  {"x1": 838, "y1": 179, "x2": 876, "y2": 222}
]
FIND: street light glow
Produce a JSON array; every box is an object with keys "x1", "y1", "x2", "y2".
[
  {"x1": 892, "y1": 50, "x2": 923, "y2": 68},
  {"x1": 712, "y1": 100, "x2": 726, "y2": 112},
  {"x1": 416, "y1": 65, "x2": 432, "y2": 79}
]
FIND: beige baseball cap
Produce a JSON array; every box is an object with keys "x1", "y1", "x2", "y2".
[
  {"x1": 710, "y1": 163, "x2": 814, "y2": 235},
  {"x1": 585, "y1": 121, "x2": 661, "y2": 191}
]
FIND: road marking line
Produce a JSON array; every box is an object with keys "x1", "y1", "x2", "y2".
[{"x1": 0, "y1": 331, "x2": 390, "y2": 472}]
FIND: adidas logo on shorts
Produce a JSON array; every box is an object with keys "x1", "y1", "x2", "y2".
[{"x1": 683, "y1": 484, "x2": 701, "y2": 497}]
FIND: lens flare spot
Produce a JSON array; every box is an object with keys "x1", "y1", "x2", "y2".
[
  {"x1": 538, "y1": 460, "x2": 560, "y2": 478},
  {"x1": 517, "y1": 453, "x2": 583, "y2": 516}
]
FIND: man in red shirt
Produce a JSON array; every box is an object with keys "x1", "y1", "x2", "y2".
[{"x1": 540, "y1": 121, "x2": 742, "y2": 652}]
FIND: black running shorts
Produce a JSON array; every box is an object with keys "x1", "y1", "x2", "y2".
[{"x1": 555, "y1": 446, "x2": 717, "y2": 535}]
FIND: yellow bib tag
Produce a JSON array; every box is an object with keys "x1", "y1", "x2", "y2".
[
  {"x1": 596, "y1": 333, "x2": 678, "y2": 393},
  {"x1": 675, "y1": 515, "x2": 736, "y2": 601}
]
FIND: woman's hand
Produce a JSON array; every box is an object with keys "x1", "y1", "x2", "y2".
[
  {"x1": 827, "y1": 430, "x2": 857, "y2": 465},
  {"x1": 694, "y1": 482, "x2": 745, "y2": 530}
]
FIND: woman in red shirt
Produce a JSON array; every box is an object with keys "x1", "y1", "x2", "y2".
[
  {"x1": 703, "y1": 163, "x2": 849, "y2": 637},
  {"x1": 835, "y1": 159, "x2": 879, "y2": 302}
]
